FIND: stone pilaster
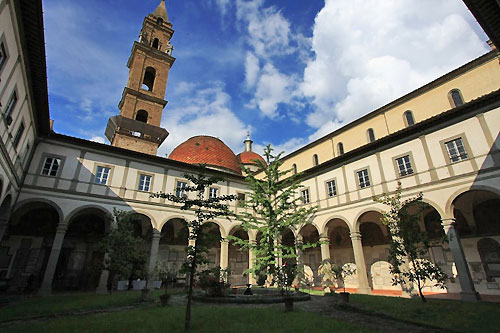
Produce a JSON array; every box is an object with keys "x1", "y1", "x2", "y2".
[
  {"x1": 38, "y1": 224, "x2": 67, "y2": 295},
  {"x1": 350, "y1": 231, "x2": 371, "y2": 294},
  {"x1": 441, "y1": 218, "x2": 480, "y2": 301}
]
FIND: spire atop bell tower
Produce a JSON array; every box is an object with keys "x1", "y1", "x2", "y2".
[
  {"x1": 153, "y1": 0, "x2": 169, "y2": 22},
  {"x1": 105, "y1": 1, "x2": 176, "y2": 155}
]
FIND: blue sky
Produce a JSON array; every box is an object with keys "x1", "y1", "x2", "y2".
[{"x1": 42, "y1": 0, "x2": 489, "y2": 157}]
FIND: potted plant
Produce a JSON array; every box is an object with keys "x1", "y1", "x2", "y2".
[
  {"x1": 156, "y1": 262, "x2": 177, "y2": 306},
  {"x1": 276, "y1": 262, "x2": 299, "y2": 312},
  {"x1": 198, "y1": 266, "x2": 230, "y2": 297},
  {"x1": 318, "y1": 260, "x2": 356, "y2": 303}
]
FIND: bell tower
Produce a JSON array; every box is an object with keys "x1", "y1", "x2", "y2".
[{"x1": 105, "y1": 0, "x2": 175, "y2": 155}]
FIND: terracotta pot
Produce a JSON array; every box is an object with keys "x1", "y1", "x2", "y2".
[
  {"x1": 284, "y1": 297, "x2": 294, "y2": 312},
  {"x1": 159, "y1": 294, "x2": 170, "y2": 306},
  {"x1": 339, "y1": 292, "x2": 350, "y2": 303}
]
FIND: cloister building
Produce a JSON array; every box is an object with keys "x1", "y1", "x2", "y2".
[{"x1": 1, "y1": 0, "x2": 500, "y2": 302}]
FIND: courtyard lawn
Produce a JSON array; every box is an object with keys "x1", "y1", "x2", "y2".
[
  {"x1": 2, "y1": 305, "x2": 373, "y2": 333},
  {"x1": 349, "y1": 294, "x2": 500, "y2": 332},
  {"x1": 0, "y1": 288, "x2": 184, "y2": 322}
]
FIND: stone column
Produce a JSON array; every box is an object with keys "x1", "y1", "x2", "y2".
[
  {"x1": 296, "y1": 235, "x2": 304, "y2": 267},
  {"x1": 147, "y1": 230, "x2": 161, "y2": 288},
  {"x1": 350, "y1": 231, "x2": 371, "y2": 294},
  {"x1": 0, "y1": 217, "x2": 8, "y2": 243},
  {"x1": 441, "y1": 218, "x2": 480, "y2": 301},
  {"x1": 319, "y1": 236, "x2": 331, "y2": 262},
  {"x1": 38, "y1": 224, "x2": 67, "y2": 295},
  {"x1": 220, "y1": 239, "x2": 229, "y2": 269},
  {"x1": 248, "y1": 238, "x2": 256, "y2": 284}
]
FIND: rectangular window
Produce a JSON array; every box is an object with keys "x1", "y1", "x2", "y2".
[
  {"x1": 357, "y1": 169, "x2": 371, "y2": 188},
  {"x1": 0, "y1": 42, "x2": 6, "y2": 71},
  {"x1": 4, "y1": 91, "x2": 17, "y2": 124},
  {"x1": 209, "y1": 187, "x2": 219, "y2": 199},
  {"x1": 95, "y1": 166, "x2": 111, "y2": 185},
  {"x1": 13, "y1": 122, "x2": 24, "y2": 148},
  {"x1": 176, "y1": 180, "x2": 187, "y2": 197},
  {"x1": 138, "y1": 174, "x2": 152, "y2": 192},
  {"x1": 326, "y1": 180, "x2": 337, "y2": 197},
  {"x1": 396, "y1": 155, "x2": 414, "y2": 177},
  {"x1": 41, "y1": 156, "x2": 61, "y2": 176},
  {"x1": 301, "y1": 189, "x2": 310, "y2": 204},
  {"x1": 445, "y1": 138, "x2": 468, "y2": 162},
  {"x1": 237, "y1": 193, "x2": 246, "y2": 207}
]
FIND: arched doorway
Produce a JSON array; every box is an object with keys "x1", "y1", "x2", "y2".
[
  {"x1": 53, "y1": 208, "x2": 110, "y2": 291},
  {"x1": 324, "y1": 218, "x2": 357, "y2": 290},
  {"x1": 452, "y1": 190, "x2": 500, "y2": 293},
  {"x1": 228, "y1": 226, "x2": 249, "y2": 285},
  {"x1": 357, "y1": 211, "x2": 392, "y2": 291},
  {"x1": 158, "y1": 218, "x2": 188, "y2": 272},
  {"x1": 281, "y1": 228, "x2": 296, "y2": 266},
  {"x1": 299, "y1": 224, "x2": 320, "y2": 285},
  {"x1": 2, "y1": 201, "x2": 60, "y2": 292},
  {"x1": 199, "y1": 222, "x2": 221, "y2": 270}
]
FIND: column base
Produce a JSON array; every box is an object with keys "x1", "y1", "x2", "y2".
[
  {"x1": 460, "y1": 291, "x2": 481, "y2": 302},
  {"x1": 37, "y1": 288, "x2": 52, "y2": 296},
  {"x1": 95, "y1": 287, "x2": 109, "y2": 294},
  {"x1": 357, "y1": 287, "x2": 372, "y2": 295}
]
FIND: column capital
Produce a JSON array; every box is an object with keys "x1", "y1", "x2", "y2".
[
  {"x1": 151, "y1": 229, "x2": 161, "y2": 239},
  {"x1": 56, "y1": 224, "x2": 68, "y2": 234},
  {"x1": 220, "y1": 238, "x2": 229, "y2": 244},
  {"x1": 319, "y1": 236, "x2": 329, "y2": 243},
  {"x1": 441, "y1": 218, "x2": 456, "y2": 233},
  {"x1": 350, "y1": 231, "x2": 362, "y2": 240}
]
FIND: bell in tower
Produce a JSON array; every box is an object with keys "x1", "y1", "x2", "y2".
[{"x1": 105, "y1": 0, "x2": 175, "y2": 155}]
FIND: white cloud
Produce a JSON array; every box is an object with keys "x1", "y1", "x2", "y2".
[
  {"x1": 251, "y1": 63, "x2": 294, "y2": 119},
  {"x1": 90, "y1": 136, "x2": 106, "y2": 144},
  {"x1": 159, "y1": 82, "x2": 250, "y2": 157},
  {"x1": 301, "y1": 0, "x2": 488, "y2": 130},
  {"x1": 245, "y1": 52, "x2": 260, "y2": 88}
]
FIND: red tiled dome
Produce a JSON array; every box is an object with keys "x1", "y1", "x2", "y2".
[
  {"x1": 237, "y1": 151, "x2": 265, "y2": 165},
  {"x1": 169, "y1": 136, "x2": 242, "y2": 175}
]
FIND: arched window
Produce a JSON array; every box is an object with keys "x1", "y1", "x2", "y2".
[
  {"x1": 152, "y1": 38, "x2": 160, "y2": 50},
  {"x1": 157, "y1": 18, "x2": 164, "y2": 25},
  {"x1": 449, "y1": 89, "x2": 464, "y2": 108},
  {"x1": 337, "y1": 142, "x2": 344, "y2": 155},
  {"x1": 367, "y1": 128, "x2": 375, "y2": 143},
  {"x1": 135, "y1": 110, "x2": 148, "y2": 123},
  {"x1": 313, "y1": 154, "x2": 319, "y2": 166},
  {"x1": 142, "y1": 67, "x2": 156, "y2": 92},
  {"x1": 292, "y1": 164, "x2": 297, "y2": 175},
  {"x1": 404, "y1": 110, "x2": 415, "y2": 127}
]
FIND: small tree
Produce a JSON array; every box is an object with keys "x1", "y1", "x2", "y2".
[
  {"x1": 373, "y1": 183, "x2": 447, "y2": 302},
  {"x1": 151, "y1": 170, "x2": 235, "y2": 332},
  {"x1": 229, "y1": 145, "x2": 317, "y2": 295},
  {"x1": 98, "y1": 209, "x2": 148, "y2": 291}
]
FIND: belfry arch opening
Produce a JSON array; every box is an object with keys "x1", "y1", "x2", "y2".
[
  {"x1": 152, "y1": 38, "x2": 160, "y2": 50},
  {"x1": 135, "y1": 110, "x2": 148, "y2": 123},
  {"x1": 142, "y1": 67, "x2": 156, "y2": 92}
]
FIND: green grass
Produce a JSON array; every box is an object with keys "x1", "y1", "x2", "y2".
[
  {"x1": 0, "y1": 288, "x2": 184, "y2": 322},
  {"x1": 3, "y1": 305, "x2": 373, "y2": 332},
  {"x1": 349, "y1": 294, "x2": 500, "y2": 332}
]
